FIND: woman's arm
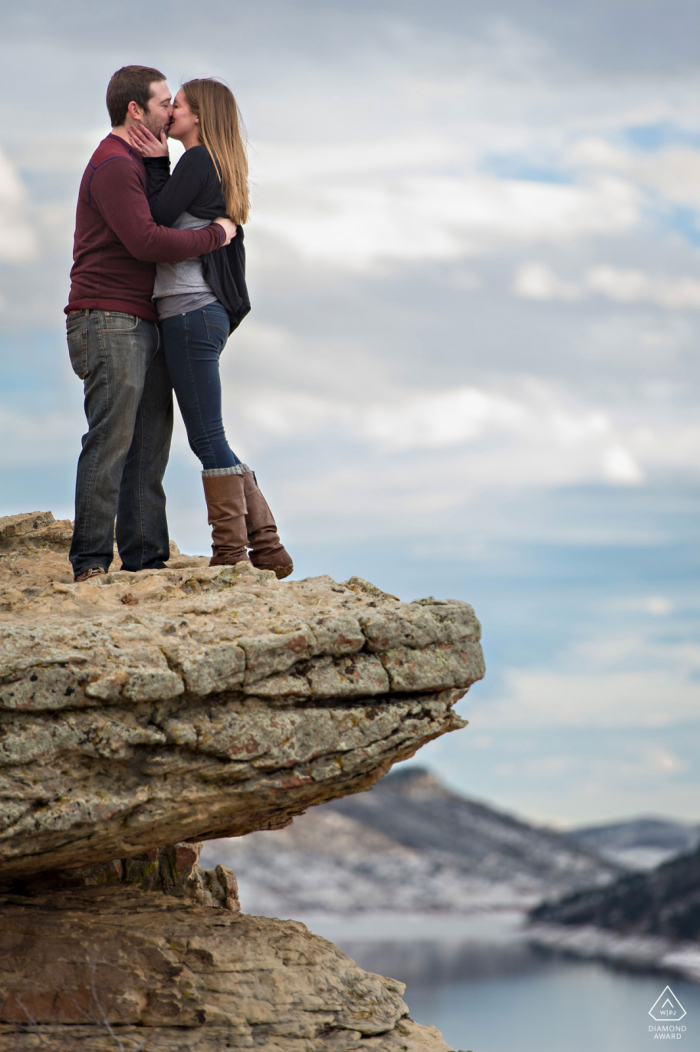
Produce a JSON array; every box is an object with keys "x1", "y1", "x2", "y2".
[
  {"x1": 145, "y1": 150, "x2": 209, "y2": 227},
  {"x1": 142, "y1": 157, "x2": 171, "y2": 210},
  {"x1": 129, "y1": 126, "x2": 208, "y2": 227}
]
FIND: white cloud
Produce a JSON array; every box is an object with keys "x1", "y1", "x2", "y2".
[
  {"x1": 251, "y1": 172, "x2": 640, "y2": 269},
  {"x1": 222, "y1": 362, "x2": 656, "y2": 503},
  {"x1": 515, "y1": 261, "x2": 700, "y2": 309},
  {"x1": 0, "y1": 405, "x2": 80, "y2": 465},
  {"x1": 0, "y1": 149, "x2": 37, "y2": 262},
  {"x1": 641, "y1": 597, "x2": 673, "y2": 616},
  {"x1": 360, "y1": 387, "x2": 528, "y2": 448},
  {"x1": 471, "y1": 662, "x2": 700, "y2": 731},
  {"x1": 567, "y1": 137, "x2": 700, "y2": 212},
  {"x1": 14, "y1": 132, "x2": 103, "y2": 174},
  {"x1": 644, "y1": 747, "x2": 686, "y2": 774},
  {"x1": 587, "y1": 266, "x2": 700, "y2": 308},
  {"x1": 467, "y1": 627, "x2": 700, "y2": 732},
  {"x1": 601, "y1": 445, "x2": 644, "y2": 485},
  {"x1": 235, "y1": 379, "x2": 597, "y2": 452},
  {"x1": 514, "y1": 262, "x2": 582, "y2": 301},
  {"x1": 250, "y1": 135, "x2": 461, "y2": 184}
]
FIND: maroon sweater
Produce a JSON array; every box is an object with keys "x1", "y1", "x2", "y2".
[{"x1": 66, "y1": 134, "x2": 225, "y2": 322}]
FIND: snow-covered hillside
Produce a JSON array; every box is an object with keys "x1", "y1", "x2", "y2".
[
  {"x1": 567, "y1": 817, "x2": 700, "y2": 871},
  {"x1": 201, "y1": 767, "x2": 620, "y2": 915}
]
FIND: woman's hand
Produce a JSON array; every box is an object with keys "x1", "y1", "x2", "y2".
[{"x1": 128, "y1": 124, "x2": 169, "y2": 158}]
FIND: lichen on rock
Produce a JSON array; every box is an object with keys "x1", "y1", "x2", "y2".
[
  {"x1": 0, "y1": 884, "x2": 451, "y2": 1051},
  {"x1": 0, "y1": 512, "x2": 484, "y2": 880},
  {"x1": 0, "y1": 512, "x2": 482, "y2": 1051}
]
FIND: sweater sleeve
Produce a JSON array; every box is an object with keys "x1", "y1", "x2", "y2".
[
  {"x1": 144, "y1": 150, "x2": 212, "y2": 227},
  {"x1": 143, "y1": 156, "x2": 172, "y2": 213},
  {"x1": 90, "y1": 156, "x2": 225, "y2": 263}
]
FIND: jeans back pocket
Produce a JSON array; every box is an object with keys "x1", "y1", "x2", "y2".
[{"x1": 202, "y1": 307, "x2": 229, "y2": 351}]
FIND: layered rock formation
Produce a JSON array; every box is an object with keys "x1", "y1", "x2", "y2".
[
  {"x1": 0, "y1": 842, "x2": 449, "y2": 1050},
  {"x1": 0, "y1": 883, "x2": 451, "y2": 1051},
  {"x1": 0, "y1": 512, "x2": 483, "y2": 880},
  {"x1": 0, "y1": 512, "x2": 484, "y2": 1050}
]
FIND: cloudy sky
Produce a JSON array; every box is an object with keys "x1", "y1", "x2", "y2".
[{"x1": 1, "y1": 0, "x2": 699, "y2": 827}]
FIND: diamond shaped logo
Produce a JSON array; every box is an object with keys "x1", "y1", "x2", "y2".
[{"x1": 649, "y1": 986, "x2": 687, "y2": 1022}]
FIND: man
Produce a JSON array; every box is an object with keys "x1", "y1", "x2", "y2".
[{"x1": 65, "y1": 65, "x2": 237, "y2": 582}]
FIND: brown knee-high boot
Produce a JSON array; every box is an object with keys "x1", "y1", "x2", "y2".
[
  {"x1": 202, "y1": 471, "x2": 252, "y2": 567},
  {"x1": 242, "y1": 471, "x2": 293, "y2": 579}
]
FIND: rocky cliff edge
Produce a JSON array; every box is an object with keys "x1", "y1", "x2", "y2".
[
  {"x1": 0, "y1": 511, "x2": 483, "y2": 880},
  {"x1": 0, "y1": 512, "x2": 483, "y2": 1051}
]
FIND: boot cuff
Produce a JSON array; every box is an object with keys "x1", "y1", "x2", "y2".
[{"x1": 202, "y1": 464, "x2": 252, "y2": 477}]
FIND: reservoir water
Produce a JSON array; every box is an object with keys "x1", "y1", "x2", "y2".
[
  {"x1": 292, "y1": 912, "x2": 699, "y2": 1051},
  {"x1": 406, "y1": 961, "x2": 700, "y2": 1051}
]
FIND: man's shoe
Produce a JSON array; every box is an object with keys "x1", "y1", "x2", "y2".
[
  {"x1": 202, "y1": 471, "x2": 253, "y2": 567},
  {"x1": 242, "y1": 471, "x2": 293, "y2": 579},
  {"x1": 74, "y1": 566, "x2": 107, "y2": 583}
]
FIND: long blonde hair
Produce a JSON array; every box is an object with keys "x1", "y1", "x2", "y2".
[{"x1": 182, "y1": 78, "x2": 250, "y2": 224}]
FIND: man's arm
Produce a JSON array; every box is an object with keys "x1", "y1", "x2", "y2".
[{"x1": 90, "y1": 157, "x2": 225, "y2": 263}]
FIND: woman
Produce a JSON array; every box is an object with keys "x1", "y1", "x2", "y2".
[{"x1": 128, "y1": 79, "x2": 292, "y2": 578}]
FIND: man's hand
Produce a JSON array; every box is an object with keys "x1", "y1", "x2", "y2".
[
  {"x1": 214, "y1": 217, "x2": 237, "y2": 245},
  {"x1": 128, "y1": 125, "x2": 169, "y2": 158}
]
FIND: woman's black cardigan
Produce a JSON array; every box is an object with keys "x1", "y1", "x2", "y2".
[{"x1": 143, "y1": 147, "x2": 251, "y2": 334}]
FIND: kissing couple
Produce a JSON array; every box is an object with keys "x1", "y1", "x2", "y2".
[{"x1": 65, "y1": 65, "x2": 292, "y2": 583}]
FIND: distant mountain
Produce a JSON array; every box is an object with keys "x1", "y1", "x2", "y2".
[
  {"x1": 324, "y1": 767, "x2": 619, "y2": 888},
  {"x1": 568, "y1": 818, "x2": 700, "y2": 871},
  {"x1": 530, "y1": 843, "x2": 700, "y2": 942},
  {"x1": 200, "y1": 767, "x2": 620, "y2": 915}
]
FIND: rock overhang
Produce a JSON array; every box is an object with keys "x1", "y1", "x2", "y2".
[{"x1": 0, "y1": 513, "x2": 485, "y2": 881}]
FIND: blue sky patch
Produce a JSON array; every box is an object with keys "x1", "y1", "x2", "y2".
[
  {"x1": 483, "y1": 154, "x2": 572, "y2": 184},
  {"x1": 625, "y1": 121, "x2": 700, "y2": 152}
]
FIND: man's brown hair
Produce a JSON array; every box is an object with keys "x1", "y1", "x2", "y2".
[{"x1": 106, "y1": 65, "x2": 166, "y2": 127}]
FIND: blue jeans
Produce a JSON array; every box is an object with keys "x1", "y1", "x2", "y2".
[
  {"x1": 67, "y1": 310, "x2": 173, "y2": 575},
  {"x1": 160, "y1": 301, "x2": 242, "y2": 472}
]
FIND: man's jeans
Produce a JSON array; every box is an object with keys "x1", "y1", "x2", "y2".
[{"x1": 67, "y1": 310, "x2": 173, "y2": 575}]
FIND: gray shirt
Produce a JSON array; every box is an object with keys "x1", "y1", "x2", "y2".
[{"x1": 153, "y1": 211, "x2": 217, "y2": 320}]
